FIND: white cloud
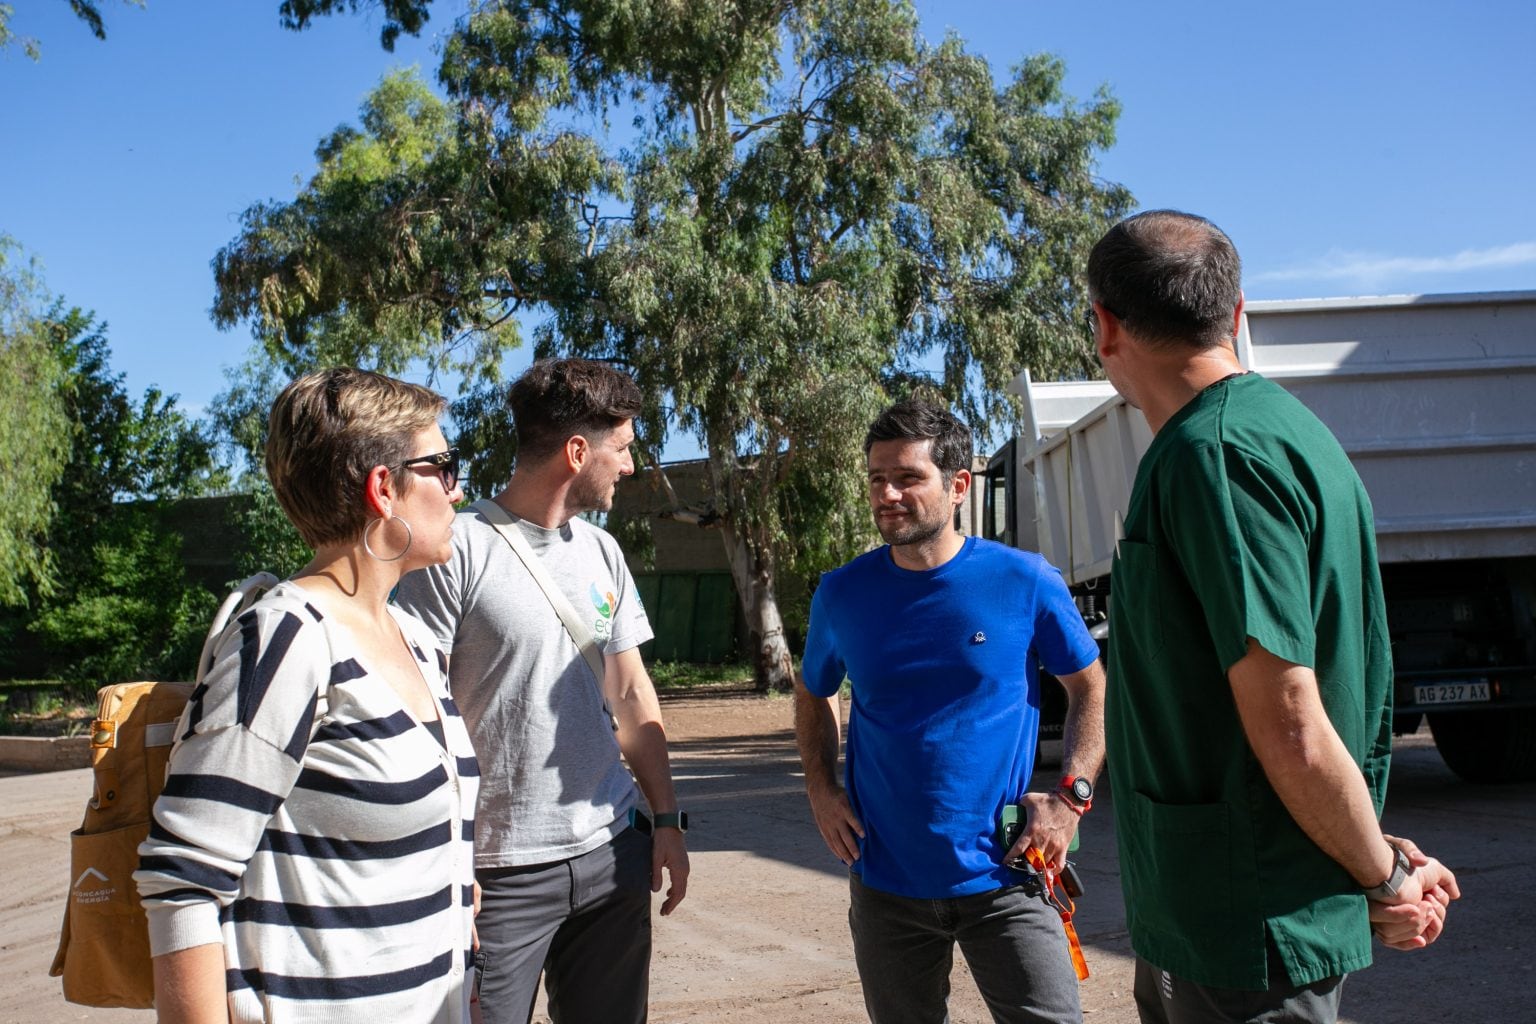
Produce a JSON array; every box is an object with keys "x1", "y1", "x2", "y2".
[{"x1": 1252, "y1": 242, "x2": 1536, "y2": 287}]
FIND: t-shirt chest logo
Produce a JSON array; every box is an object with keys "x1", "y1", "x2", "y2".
[{"x1": 590, "y1": 582, "x2": 616, "y2": 641}]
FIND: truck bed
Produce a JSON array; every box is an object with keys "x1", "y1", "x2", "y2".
[{"x1": 1019, "y1": 291, "x2": 1536, "y2": 585}]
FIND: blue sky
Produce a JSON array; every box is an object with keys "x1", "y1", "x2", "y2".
[{"x1": 2, "y1": 0, "x2": 1533, "y2": 444}]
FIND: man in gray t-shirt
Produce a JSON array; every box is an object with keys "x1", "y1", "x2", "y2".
[{"x1": 397, "y1": 358, "x2": 688, "y2": 1024}]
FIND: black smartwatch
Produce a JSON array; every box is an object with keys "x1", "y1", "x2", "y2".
[{"x1": 653, "y1": 811, "x2": 689, "y2": 833}]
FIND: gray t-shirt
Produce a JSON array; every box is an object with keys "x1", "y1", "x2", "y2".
[{"x1": 395, "y1": 506, "x2": 653, "y2": 868}]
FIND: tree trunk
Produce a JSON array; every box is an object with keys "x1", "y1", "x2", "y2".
[
  {"x1": 719, "y1": 520, "x2": 796, "y2": 693},
  {"x1": 702, "y1": 427, "x2": 795, "y2": 694}
]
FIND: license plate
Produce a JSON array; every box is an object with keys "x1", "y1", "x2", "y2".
[{"x1": 1413, "y1": 681, "x2": 1490, "y2": 705}]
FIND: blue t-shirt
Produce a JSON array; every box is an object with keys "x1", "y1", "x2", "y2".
[{"x1": 802, "y1": 536, "x2": 1099, "y2": 898}]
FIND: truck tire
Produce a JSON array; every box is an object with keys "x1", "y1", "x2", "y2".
[{"x1": 1427, "y1": 710, "x2": 1536, "y2": 783}]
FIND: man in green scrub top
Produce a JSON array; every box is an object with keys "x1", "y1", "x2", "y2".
[{"x1": 1087, "y1": 210, "x2": 1460, "y2": 1024}]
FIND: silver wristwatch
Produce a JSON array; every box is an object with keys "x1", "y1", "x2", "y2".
[{"x1": 1363, "y1": 841, "x2": 1411, "y2": 900}]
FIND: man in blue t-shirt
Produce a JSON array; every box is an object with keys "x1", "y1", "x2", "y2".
[{"x1": 796, "y1": 400, "x2": 1107, "y2": 1024}]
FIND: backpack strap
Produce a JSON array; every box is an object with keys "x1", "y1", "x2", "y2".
[
  {"x1": 197, "y1": 573, "x2": 282, "y2": 680},
  {"x1": 90, "y1": 574, "x2": 281, "y2": 813},
  {"x1": 213, "y1": 574, "x2": 335, "y2": 739},
  {"x1": 473, "y1": 498, "x2": 617, "y2": 731},
  {"x1": 165, "y1": 573, "x2": 338, "y2": 773}
]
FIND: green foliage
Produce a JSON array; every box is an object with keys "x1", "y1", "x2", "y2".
[
  {"x1": 0, "y1": 237, "x2": 71, "y2": 605},
  {"x1": 49, "y1": 309, "x2": 228, "y2": 512},
  {"x1": 0, "y1": 684, "x2": 96, "y2": 737},
  {"x1": 229, "y1": 482, "x2": 313, "y2": 582},
  {"x1": 0, "y1": 678, "x2": 71, "y2": 694},
  {"x1": 209, "y1": 353, "x2": 294, "y2": 478},
  {"x1": 29, "y1": 504, "x2": 217, "y2": 686},
  {"x1": 210, "y1": 67, "x2": 541, "y2": 384},
  {"x1": 604, "y1": 504, "x2": 656, "y2": 570},
  {"x1": 450, "y1": 380, "x2": 519, "y2": 497},
  {"x1": 0, "y1": 4, "x2": 41, "y2": 59},
  {"x1": 210, "y1": 1, "x2": 1132, "y2": 688},
  {"x1": 11, "y1": 305, "x2": 232, "y2": 684},
  {"x1": 0, "y1": 234, "x2": 234, "y2": 683},
  {"x1": 645, "y1": 660, "x2": 754, "y2": 691}
]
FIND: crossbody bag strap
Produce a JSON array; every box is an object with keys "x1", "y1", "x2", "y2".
[{"x1": 473, "y1": 498, "x2": 617, "y2": 731}]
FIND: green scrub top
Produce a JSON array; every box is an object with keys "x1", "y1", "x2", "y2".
[{"x1": 1107, "y1": 372, "x2": 1393, "y2": 990}]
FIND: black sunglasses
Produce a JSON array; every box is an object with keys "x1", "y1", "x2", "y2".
[{"x1": 398, "y1": 447, "x2": 460, "y2": 493}]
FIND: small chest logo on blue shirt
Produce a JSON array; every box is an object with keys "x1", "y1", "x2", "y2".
[{"x1": 971, "y1": 631, "x2": 986, "y2": 644}]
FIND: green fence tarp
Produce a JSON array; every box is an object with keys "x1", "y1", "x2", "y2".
[{"x1": 636, "y1": 571, "x2": 737, "y2": 664}]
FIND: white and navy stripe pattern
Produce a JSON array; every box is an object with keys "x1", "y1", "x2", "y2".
[{"x1": 136, "y1": 582, "x2": 479, "y2": 1024}]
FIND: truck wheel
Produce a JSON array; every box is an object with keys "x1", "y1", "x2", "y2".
[{"x1": 1427, "y1": 710, "x2": 1536, "y2": 783}]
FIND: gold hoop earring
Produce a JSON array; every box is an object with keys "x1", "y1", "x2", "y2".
[{"x1": 363, "y1": 516, "x2": 413, "y2": 562}]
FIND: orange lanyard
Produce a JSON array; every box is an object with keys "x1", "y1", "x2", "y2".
[{"x1": 1024, "y1": 847, "x2": 1090, "y2": 981}]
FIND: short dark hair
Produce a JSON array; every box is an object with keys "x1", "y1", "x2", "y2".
[
  {"x1": 1087, "y1": 209, "x2": 1242, "y2": 348},
  {"x1": 509, "y1": 358, "x2": 643, "y2": 461},
  {"x1": 863, "y1": 400, "x2": 973, "y2": 479}
]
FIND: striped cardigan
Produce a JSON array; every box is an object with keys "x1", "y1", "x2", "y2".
[{"x1": 135, "y1": 582, "x2": 479, "y2": 1023}]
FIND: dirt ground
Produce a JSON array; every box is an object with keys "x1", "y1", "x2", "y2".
[{"x1": 3, "y1": 690, "x2": 1530, "y2": 1023}]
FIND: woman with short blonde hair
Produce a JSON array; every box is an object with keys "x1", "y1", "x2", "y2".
[{"x1": 137, "y1": 367, "x2": 479, "y2": 1024}]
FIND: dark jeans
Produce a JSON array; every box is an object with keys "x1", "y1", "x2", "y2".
[
  {"x1": 1132, "y1": 943, "x2": 1344, "y2": 1024},
  {"x1": 848, "y1": 873, "x2": 1082, "y2": 1024},
  {"x1": 475, "y1": 826, "x2": 653, "y2": 1024}
]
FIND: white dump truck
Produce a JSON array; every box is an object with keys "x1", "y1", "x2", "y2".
[{"x1": 983, "y1": 290, "x2": 1536, "y2": 782}]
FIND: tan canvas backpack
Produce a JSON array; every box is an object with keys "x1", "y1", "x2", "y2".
[{"x1": 50, "y1": 572, "x2": 279, "y2": 1008}]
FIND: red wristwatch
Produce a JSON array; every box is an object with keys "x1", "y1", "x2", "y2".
[{"x1": 1058, "y1": 775, "x2": 1094, "y2": 814}]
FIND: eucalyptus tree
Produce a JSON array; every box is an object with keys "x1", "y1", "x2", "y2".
[{"x1": 212, "y1": 0, "x2": 1131, "y2": 691}]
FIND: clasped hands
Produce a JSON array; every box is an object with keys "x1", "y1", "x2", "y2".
[{"x1": 1367, "y1": 834, "x2": 1460, "y2": 951}]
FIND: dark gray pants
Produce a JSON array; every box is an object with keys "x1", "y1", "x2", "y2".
[
  {"x1": 848, "y1": 873, "x2": 1082, "y2": 1024},
  {"x1": 1132, "y1": 946, "x2": 1344, "y2": 1024},
  {"x1": 475, "y1": 826, "x2": 653, "y2": 1024}
]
